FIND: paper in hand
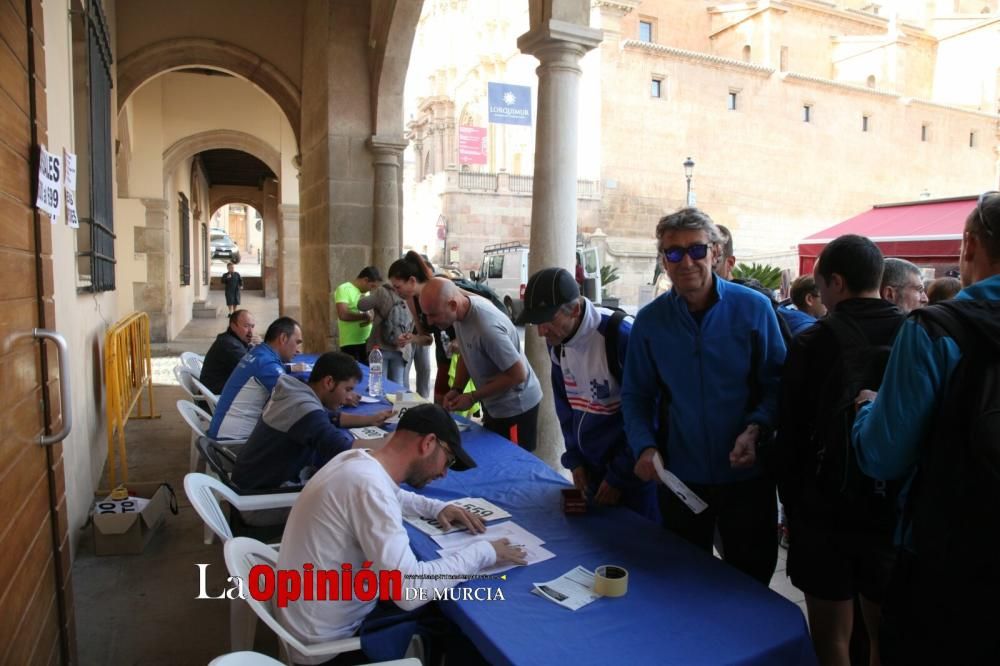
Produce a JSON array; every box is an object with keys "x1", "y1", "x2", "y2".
[{"x1": 653, "y1": 452, "x2": 708, "y2": 514}]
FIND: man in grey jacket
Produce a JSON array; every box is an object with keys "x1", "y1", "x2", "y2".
[{"x1": 233, "y1": 352, "x2": 367, "y2": 489}]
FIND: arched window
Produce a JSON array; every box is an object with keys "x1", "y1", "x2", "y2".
[
  {"x1": 866, "y1": 75, "x2": 876, "y2": 88},
  {"x1": 423, "y1": 151, "x2": 432, "y2": 178},
  {"x1": 742, "y1": 45, "x2": 751, "y2": 62}
]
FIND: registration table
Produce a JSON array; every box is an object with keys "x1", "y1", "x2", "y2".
[{"x1": 293, "y1": 355, "x2": 816, "y2": 665}]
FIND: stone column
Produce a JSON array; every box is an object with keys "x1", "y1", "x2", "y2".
[
  {"x1": 368, "y1": 135, "x2": 408, "y2": 273},
  {"x1": 517, "y1": 18, "x2": 602, "y2": 468},
  {"x1": 134, "y1": 198, "x2": 171, "y2": 342},
  {"x1": 278, "y1": 203, "x2": 301, "y2": 321},
  {"x1": 262, "y1": 178, "x2": 279, "y2": 297}
]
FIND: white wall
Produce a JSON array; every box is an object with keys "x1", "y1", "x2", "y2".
[{"x1": 44, "y1": 0, "x2": 121, "y2": 555}]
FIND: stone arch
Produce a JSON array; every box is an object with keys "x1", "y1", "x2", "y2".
[
  {"x1": 209, "y1": 196, "x2": 265, "y2": 219},
  {"x1": 372, "y1": 0, "x2": 424, "y2": 137},
  {"x1": 162, "y1": 130, "x2": 281, "y2": 187},
  {"x1": 117, "y1": 38, "x2": 301, "y2": 148}
]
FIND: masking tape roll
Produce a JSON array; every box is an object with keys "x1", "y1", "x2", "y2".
[{"x1": 593, "y1": 565, "x2": 628, "y2": 597}]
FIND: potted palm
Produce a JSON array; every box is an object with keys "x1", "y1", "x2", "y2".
[{"x1": 600, "y1": 264, "x2": 621, "y2": 308}]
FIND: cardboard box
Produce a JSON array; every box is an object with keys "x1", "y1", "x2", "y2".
[{"x1": 92, "y1": 483, "x2": 172, "y2": 555}]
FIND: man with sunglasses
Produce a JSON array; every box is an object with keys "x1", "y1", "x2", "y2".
[
  {"x1": 278, "y1": 402, "x2": 527, "y2": 664},
  {"x1": 622, "y1": 207, "x2": 787, "y2": 585},
  {"x1": 852, "y1": 191, "x2": 1000, "y2": 664}
]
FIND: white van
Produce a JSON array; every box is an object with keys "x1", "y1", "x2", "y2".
[{"x1": 473, "y1": 242, "x2": 602, "y2": 320}]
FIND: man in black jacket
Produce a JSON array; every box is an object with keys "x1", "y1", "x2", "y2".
[
  {"x1": 776, "y1": 235, "x2": 904, "y2": 666},
  {"x1": 200, "y1": 309, "x2": 257, "y2": 394}
]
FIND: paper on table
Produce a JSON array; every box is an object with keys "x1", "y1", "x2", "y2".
[
  {"x1": 404, "y1": 498, "x2": 512, "y2": 537},
  {"x1": 436, "y1": 543, "x2": 555, "y2": 576},
  {"x1": 358, "y1": 395, "x2": 382, "y2": 404},
  {"x1": 385, "y1": 401, "x2": 424, "y2": 425},
  {"x1": 349, "y1": 426, "x2": 389, "y2": 440},
  {"x1": 432, "y1": 521, "x2": 544, "y2": 550},
  {"x1": 532, "y1": 566, "x2": 600, "y2": 611},
  {"x1": 653, "y1": 452, "x2": 708, "y2": 514}
]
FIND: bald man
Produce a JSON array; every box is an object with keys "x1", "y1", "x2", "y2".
[{"x1": 419, "y1": 278, "x2": 543, "y2": 451}]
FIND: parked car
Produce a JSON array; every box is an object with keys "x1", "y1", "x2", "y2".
[{"x1": 210, "y1": 228, "x2": 240, "y2": 264}]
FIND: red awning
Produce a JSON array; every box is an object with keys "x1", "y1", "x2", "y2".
[{"x1": 798, "y1": 196, "x2": 976, "y2": 274}]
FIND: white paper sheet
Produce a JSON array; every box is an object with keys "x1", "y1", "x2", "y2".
[
  {"x1": 358, "y1": 395, "x2": 382, "y2": 404},
  {"x1": 404, "y1": 498, "x2": 512, "y2": 537},
  {"x1": 653, "y1": 452, "x2": 708, "y2": 514},
  {"x1": 349, "y1": 426, "x2": 389, "y2": 440},
  {"x1": 532, "y1": 566, "x2": 600, "y2": 611},
  {"x1": 432, "y1": 521, "x2": 544, "y2": 550},
  {"x1": 436, "y1": 543, "x2": 555, "y2": 576}
]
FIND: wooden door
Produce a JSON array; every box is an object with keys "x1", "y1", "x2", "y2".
[{"x1": 0, "y1": 0, "x2": 75, "y2": 663}]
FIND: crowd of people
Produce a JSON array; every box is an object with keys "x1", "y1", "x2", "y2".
[{"x1": 194, "y1": 192, "x2": 999, "y2": 665}]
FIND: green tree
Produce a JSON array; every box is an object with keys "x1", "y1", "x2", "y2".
[{"x1": 731, "y1": 262, "x2": 782, "y2": 290}]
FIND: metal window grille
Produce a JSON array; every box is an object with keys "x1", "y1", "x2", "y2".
[{"x1": 179, "y1": 194, "x2": 190, "y2": 286}]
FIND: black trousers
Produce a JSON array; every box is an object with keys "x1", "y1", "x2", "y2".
[
  {"x1": 658, "y1": 474, "x2": 778, "y2": 585},
  {"x1": 340, "y1": 343, "x2": 368, "y2": 365},
  {"x1": 482, "y1": 403, "x2": 540, "y2": 452}
]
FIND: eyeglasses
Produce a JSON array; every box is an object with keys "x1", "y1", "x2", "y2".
[
  {"x1": 976, "y1": 190, "x2": 999, "y2": 237},
  {"x1": 434, "y1": 437, "x2": 456, "y2": 468},
  {"x1": 662, "y1": 243, "x2": 710, "y2": 263}
]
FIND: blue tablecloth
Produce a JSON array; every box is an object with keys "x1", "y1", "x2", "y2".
[{"x1": 294, "y1": 355, "x2": 815, "y2": 665}]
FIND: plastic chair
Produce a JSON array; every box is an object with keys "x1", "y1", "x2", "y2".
[
  {"x1": 208, "y1": 651, "x2": 284, "y2": 666},
  {"x1": 186, "y1": 473, "x2": 300, "y2": 652},
  {"x1": 224, "y1": 538, "x2": 364, "y2": 665},
  {"x1": 189, "y1": 373, "x2": 220, "y2": 413},
  {"x1": 176, "y1": 400, "x2": 246, "y2": 475},
  {"x1": 181, "y1": 351, "x2": 204, "y2": 376},
  {"x1": 174, "y1": 364, "x2": 214, "y2": 412},
  {"x1": 208, "y1": 652, "x2": 420, "y2": 666}
]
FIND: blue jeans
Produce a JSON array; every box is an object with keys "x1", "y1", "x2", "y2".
[{"x1": 381, "y1": 349, "x2": 408, "y2": 388}]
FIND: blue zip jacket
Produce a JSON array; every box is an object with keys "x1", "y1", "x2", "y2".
[
  {"x1": 778, "y1": 305, "x2": 817, "y2": 338},
  {"x1": 622, "y1": 277, "x2": 787, "y2": 485},
  {"x1": 208, "y1": 342, "x2": 284, "y2": 440},
  {"x1": 852, "y1": 273, "x2": 1000, "y2": 547}
]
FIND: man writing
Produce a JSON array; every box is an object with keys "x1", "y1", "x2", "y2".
[
  {"x1": 278, "y1": 403, "x2": 526, "y2": 664},
  {"x1": 200, "y1": 309, "x2": 258, "y2": 395},
  {"x1": 419, "y1": 277, "x2": 543, "y2": 451}
]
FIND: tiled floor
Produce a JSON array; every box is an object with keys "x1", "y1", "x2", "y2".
[{"x1": 73, "y1": 297, "x2": 810, "y2": 664}]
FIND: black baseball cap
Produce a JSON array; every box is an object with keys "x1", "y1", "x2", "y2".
[
  {"x1": 515, "y1": 267, "x2": 580, "y2": 325},
  {"x1": 397, "y1": 403, "x2": 476, "y2": 471}
]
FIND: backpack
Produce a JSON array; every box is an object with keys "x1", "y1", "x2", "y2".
[
  {"x1": 553, "y1": 307, "x2": 627, "y2": 385},
  {"x1": 453, "y1": 278, "x2": 508, "y2": 317},
  {"x1": 807, "y1": 313, "x2": 901, "y2": 529},
  {"x1": 379, "y1": 285, "x2": 413, "y2": 348},
  {"x1": 903, "y1": 301, "x2": 1000, "y2": 580}
]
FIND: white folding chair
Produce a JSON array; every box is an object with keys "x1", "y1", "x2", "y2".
[
  {"x1": 176, "y1": 400, "x2": 246, "y2": 476},
  {"x1": 224, "y1": 538, "x2": 364, "y2": 665},
  {"x1": 186, "y1": 473, "x2": 300, "y2": 651},
  {"x1": 208, "y1": 652, "x2": 419, "y2": 666},
  {"x1": 181, "y1": 350, "x2": 204, "y2": 376},
  {"x1": 189, "y1": 373, "x2": 220, "y2": 413}
]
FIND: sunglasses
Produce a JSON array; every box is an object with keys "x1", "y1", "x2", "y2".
[
  {"x1": 662, "y1": 243, "x2": 710, "y2": 263},
  {"x1": 977, "y1": 191, "x2": 999, "y2": 237}
]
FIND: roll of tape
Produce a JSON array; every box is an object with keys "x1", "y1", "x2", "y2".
[{"x1": 593, "y1": 565, "x2": 628, "y2": 597}]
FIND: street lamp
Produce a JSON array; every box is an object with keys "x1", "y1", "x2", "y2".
[{"x1": 683, "y1": 157, "x2": 695, "y2": 207}]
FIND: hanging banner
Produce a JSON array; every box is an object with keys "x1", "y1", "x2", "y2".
[
  {"x1": 458, "y1": 126, "x2": 487, "y2": 164},
  {"x1": 64, "y1": 149, "x2": 79, "y2": 228},
  {"x1": 488, "y1": 82, "x2": 532, "y2": 126},
  {"x1": 35, "y1": 145, "x2": 62, "y2": 221}
]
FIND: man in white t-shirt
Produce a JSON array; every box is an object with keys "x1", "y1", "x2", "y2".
[
  {"x1": 278, "y1": 403, "x2": 526, "y2": 664},
  {"x1": 420, "y1": 277, "x2": 543, "y2": 451}
]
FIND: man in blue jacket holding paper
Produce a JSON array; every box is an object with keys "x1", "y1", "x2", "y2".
[{"x1": 623, "y1": 208, "x2": 786, "y2": 584}]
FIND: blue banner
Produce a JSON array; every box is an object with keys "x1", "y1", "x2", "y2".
[{"x1": 488, "y1": 82, "x2": 532, "y2": 126}]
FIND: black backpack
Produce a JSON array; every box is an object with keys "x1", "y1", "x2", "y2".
[
  {"x1": 553, "y1": 307, "x2": 627, "y2": 385},
  {"x1": 452, "y1": 278, "x2": 508, "y2": 317},
  {"x1": 807, "y1": 313, "x2": 901, "y2": 529},
  {"x1": 904, "y1": 301, "x2": 1000, "y2": 578}
]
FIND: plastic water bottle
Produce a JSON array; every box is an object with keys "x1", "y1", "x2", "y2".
[{"x1": 368, "y1": 346, "x2": 384, "y2": 397}]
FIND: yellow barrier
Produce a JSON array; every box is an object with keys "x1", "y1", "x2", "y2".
[{"x1": 104, "y1": 311, "x2": 159, "y2": 487}]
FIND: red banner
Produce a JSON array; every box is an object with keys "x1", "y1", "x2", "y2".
[{"x1": 458, "y1": 126, "x2": 487, "y2": 165}]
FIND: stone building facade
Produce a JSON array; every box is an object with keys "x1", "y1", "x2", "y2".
[{"x1": 405, "y1": 0, "x2": 1000, "y2": 306}]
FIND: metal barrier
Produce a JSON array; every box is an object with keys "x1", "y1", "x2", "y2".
[{"x1": 104, "y1": 311, "x2": 159, "y2": 487}]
